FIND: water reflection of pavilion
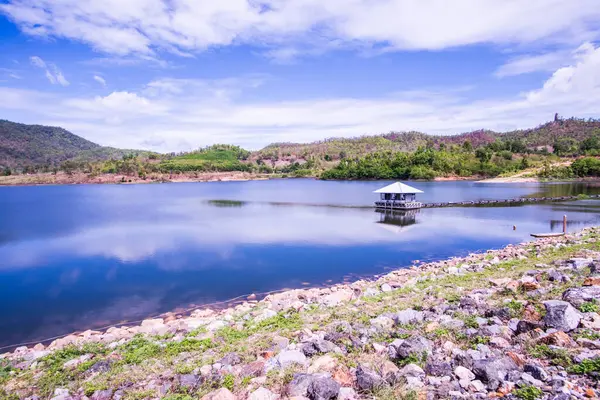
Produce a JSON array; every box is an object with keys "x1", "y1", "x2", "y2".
[{"x1": 375, "y1": 209, "x2": 419, "y2": 232}]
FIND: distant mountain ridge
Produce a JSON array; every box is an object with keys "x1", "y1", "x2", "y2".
[
  {"x1": 0, "y1": 120, "x2": 143, "y2": 168},
  {"x1": 254, "y1": 118, "x2": 600, "y2": 163},
  {"x1": 2, "y1": 117, "x2": 600, "y2": 169}
]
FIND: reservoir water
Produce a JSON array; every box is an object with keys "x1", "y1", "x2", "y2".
[{"x1": 1, "y1": 179, "x2": 600, "y2": 348}]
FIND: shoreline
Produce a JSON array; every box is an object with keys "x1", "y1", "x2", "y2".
[
  {"x1": 0, "y1": 171, "x2": 279, "y2": 187},
  {"x1": 3, "y1": 171, "x2": 600, "y2": 187},
  {"x1": 2, "y1": 227, "x2": 600, "y2": 399}
]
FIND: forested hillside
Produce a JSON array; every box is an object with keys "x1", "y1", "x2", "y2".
[
  {"x1": 0, "y1": 120, "x2": 150, "y2": 170},
  {"x1": 2, "y1": 116, "x2": 600, "y2": 181},
  {"x1": 0, "y1": 120, "x2": 100, "y2": 168},
  {"x1": 253, "y1": 117, "x2": 600, "y2": 167}
]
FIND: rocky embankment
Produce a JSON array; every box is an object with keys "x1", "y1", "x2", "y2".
[
  {"x1": 2, "y1": 229, "x2": 600, "y2": 400},
  {"x1": 0, "y1": 171, "x2": 272, "y2": 186}
]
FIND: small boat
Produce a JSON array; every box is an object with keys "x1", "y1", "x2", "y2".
[{"x1": 530, "y1": 232, "x2": 565, "y2": 238}]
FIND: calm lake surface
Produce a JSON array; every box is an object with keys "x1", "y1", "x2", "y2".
[{"x1": 2, "y1": 179, "x2": 600, "y2": 348}]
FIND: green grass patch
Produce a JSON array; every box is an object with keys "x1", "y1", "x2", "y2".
[
  {"x1": 574, "y1": 329, "x2": 600, "y2": 340},
  {"x1": 165, "y1": 338, "x2": 213, "y2": 356},
  {"x1": 396, "y1": 351, "x2": 428, "y2": 368},
  {"x1": 506, "y1": 300, "x2": 524, "y2": 318},
  {"x1": 470, "y1": 336, "x2": 491, "y2": 349},
  {"x1": 0, "y1": 359, "x2": 12, "y2": 384},
  {"x1": 216, "y1": 327, "x2": 251, "y2": 344},
  {"x1": 161, "y1": 395, "x2": 194, "y2": 400},
  {"x1": 83, "y1": 381, "x2": 109, "y2": 396},
  {"x1": 119, "y1": 335, "x2": 161, "y2": 364},
  {"x1": 528, "y1": 344, "x2": 572, "y2": 368},
  {"x1": 579, "y1": 299, "x2": 599, "y2": 313},
  {"x1": 568, "y1": 357, "x2": 600, "y2": 376},
  {"x1": 222, "y1": 374, "x2": 235, "y2": 391},
  {"x1": 513, "y1": 385, "x2": 543, "y2": 400},
  {"x1": 252, "y1": 311, "x2": 303, "y2": 333}
]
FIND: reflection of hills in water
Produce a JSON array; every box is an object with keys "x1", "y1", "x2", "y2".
[
  {"x1": 207, "y1": 200, "x2": 247, "y2": 207},
  {"x1": 525, "y1": 182, "x2": 600, "y2": 198},
  {"x1": 375, "y1": 209, "x2": 419, "y2": 232}
]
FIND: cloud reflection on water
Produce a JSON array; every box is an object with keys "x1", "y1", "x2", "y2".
[{"x1": 0, "y1": 202, "x2": 585, "y2": 270}]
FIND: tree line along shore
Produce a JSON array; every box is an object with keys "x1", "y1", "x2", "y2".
[
  {"x1": 3, "y1": 117, "x2": 600, "y2": 185},
  {"x1": 2, "y1": 227, "x2": 600, "y2": 399}
]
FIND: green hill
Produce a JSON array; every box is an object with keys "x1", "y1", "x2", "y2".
[
  {"x1": 0, "y1": 120, "x2": 150, "y2": 169},
  {"x1": 158, "y1": 145, "x2": 251, "y2": 172},
  {"x1": 0, "y1": 120, "x2": 101, "y2": 168},
  {"x1": 254, "y1": 118, "x2": 600, "y2": 165}
]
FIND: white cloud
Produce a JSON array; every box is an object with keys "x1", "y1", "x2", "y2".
[
  {"x1": 29, "y1": 55, "x2": 69, "y2": 86},
  {"x1": 495, "y1": 42, "x2": 597, "y2": 77},
  {"x1": 0, "y1": 67, "x2": 21, "y2": 80},
  {"x1": 3, "y1": 0, "x2": 600, "y2": 58},
  {"x1": 2, "y1": 43, "x2": 600, "y2": 151},
  {"x1": 29, "y1": 55, "x2": 46, "y2": 68},
  {"x1": 93, "y1": 75, "x2": 107, "y2": 86}
]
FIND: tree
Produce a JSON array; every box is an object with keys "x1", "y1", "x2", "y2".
[
  {"x1": 580, "y1": 136, "x2": 600, "y2": 153},
  {"x1": 553, "y1": 138, "x2": 578, "y2": 156},
  {"x1": 475, "y1": 148, "x2": 492, "y2": 163},
  {"x1": 462, "y1": 140, "x2": 473, "y2": 152}
]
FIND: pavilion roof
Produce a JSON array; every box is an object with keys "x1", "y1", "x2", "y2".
[{"x1": 373, "y1": 182, "x2": 424, "y2": 194}]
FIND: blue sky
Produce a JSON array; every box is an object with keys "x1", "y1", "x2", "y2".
[{"x1": 1, "y1": 0, "x2": 600, "y2": 152}]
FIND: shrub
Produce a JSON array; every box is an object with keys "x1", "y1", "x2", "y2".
[
  {"x1": 579, "y1": 299, "x2": 599, "y2": 313},
  {"x1": 568, "y1": 357, "x2": 600, "y2": 376},
  {"x1": 513, "y1": 385, "x2": 543, "y2": 400},
  {"x1": 119, "y1": 336, "x2": 161, "y2": 364}
]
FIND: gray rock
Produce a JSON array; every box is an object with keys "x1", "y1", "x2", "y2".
[
  {"x1": 547, "y1": 269, "x2": 569, "y2": 282},
  {"x1": 454, "y1": 366, "x2": 475, "y2": 381},
  {"x1": 524, "y1": 364, "x2": 549, "y2": 382},
  {"x1": 453, "y1": 350, "x2": 474, "y2": 370},
  {"x1": 424, "y1": 360, "x2": 452, "y2": 377},
  {"x1": 50, "y1": 389, "x2": 70, "y2": 400},
  {"x1": 563, "y1": 286, "x2": 600, "y2": 307},
  {"x1": 362, "y1": 288, "x2": 380, "y2": 297},
  {"x1": 248, "y1": 387, "x2": 279, "y2": 400},
  {"x1": 549, "y1": 395, "x2": 571, "y2": 400},
  {"x1": 268, "y1": 350, "x2": 307, "y2": 370},
  {"x1": 381, "y1": 283, "x2": 392, "y2": 292},
  {"x1": 568, "y1": 258, "x2": 592, "y2": 270},
  {"x1": 577, "y1": 338, "x2": 600, "y2": 349},
  {"x1": 471, "y1": 357, "x2": 518, "y2": 390},
  {"x1": 516, "y1": 320, "x2": 543, "y2": 335},
  {"x1": 90, "y1": 390, "x2": 113, "y2": 400},
  {"x1": 88, "y1": 360, "x2": 112, "y2": 374},
  {"x1": 543, "y1": 300, "x2": 581, "y2": 332},
  {"x1": 370, "y1": 316, "x2": 395, "y2": 331},
  {"x1": 519, "y1": 372, "x2": 544, "y2": 388},
  {"x1": 307, "y1": 376, "x2": 340, "y2": 400},
  {"x1": 219, "y1": 352, "x2": 241, "y2": 366},
  {"x1": 398, "y1": 363, "x2": 425, "y2": 377},
  {"x1": 355, "y1": 365, "x2": 386, "y2": 392},
  {"x1": 393, "y1": 309, "x2": 424, "y2": 325},
  {"x1": 178, "y1": 374, "x2": 201, "y2": 389},
  {"x1": 287, "y1": 374, "x2": 320, "y2": 397},
  {"x1": 301, "y1": 340, "x2": 339, "y2": 357},
  {"x1": 388, "y1": 336, "x2": 432, "y2": 360},
  {"x1": 337, "y1": 387, "x2": 359, "y2": 400}
]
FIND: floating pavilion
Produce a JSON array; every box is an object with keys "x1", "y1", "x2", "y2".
[{"x1": 373, "y1": 182, "x2": 424, "y2": 210}]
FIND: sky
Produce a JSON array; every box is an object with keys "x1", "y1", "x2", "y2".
[{"x1": 0, "y1": 1, "x2": 600, "y2": 152}]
